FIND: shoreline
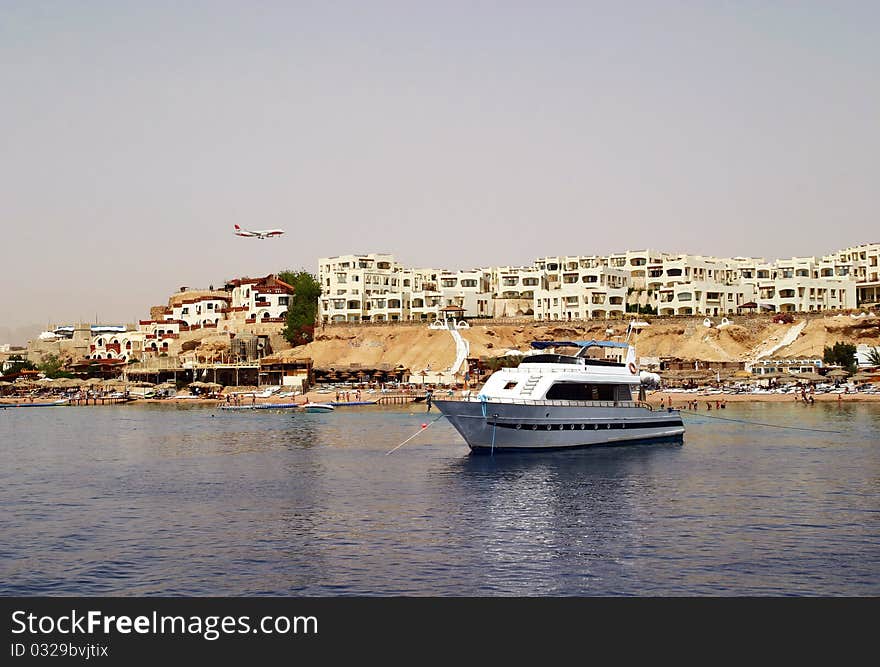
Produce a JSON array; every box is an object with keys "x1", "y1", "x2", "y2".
[
  {"x1": 644, "y1": 391, "x2": 880, "y2": 405},
  {"x1": 3, "y1": 389, "x2": 879, "y2": 406}
]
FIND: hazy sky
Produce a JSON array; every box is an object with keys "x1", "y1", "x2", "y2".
[{"x1": 2, "y1": 1, "x2": 878, "y2": 337}]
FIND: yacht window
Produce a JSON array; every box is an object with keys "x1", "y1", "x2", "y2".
[
  {"x1": 546, "y1": 383, "x2": 616, "y2": 401},
  {"x1": 503, "y1": 381, "x2": 518, "y2": 390}
]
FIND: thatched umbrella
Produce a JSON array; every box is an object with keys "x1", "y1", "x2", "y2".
[
  {"x1": 43, "y1": 378, "x2": 84, "y2": 389},
  {"x1": 189, "y1": 381, "x2": 221, "y2": 389},
  {"x1": 851, "y1": 372, "x2": 879, "y2": 383},
  {"x1": 756, "y1": 371, "x2": 790, "y2": 380},
  {"x1": 827, "y1": 369, "x2": 850, "y2": 379},
  {"x1": 792, "y1": 371, "x2": 824, "y2": 382}
]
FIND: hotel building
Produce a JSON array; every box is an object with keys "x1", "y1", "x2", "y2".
[{"x1": 319, "y1": 243, "x2": 874, "y2": 323}]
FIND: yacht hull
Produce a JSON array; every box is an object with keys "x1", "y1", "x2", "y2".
[{"x1": 434, "y1": 400, "x2": 684, "y2": 452}]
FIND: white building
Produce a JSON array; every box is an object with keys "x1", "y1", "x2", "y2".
[
  {"x1": 654, "y1": 281, "x2": 755, "y2": 317},
  {"x1": 830, "y1": 243, "x2": 880, "y2": 307},
  {"x1": 319, "y1": 254, "x2": 405, "y2": 322},
  {"x1": 318, "y1": 242, "x2": 875, "y2": 323},
  {"x1": 90, "y1": 330, "x2": 147, "y2": 361},
  {"x1": 533, "y1": 257, "x2": 629, "y2": 320},
  {"x1": 225, "y1": 276, "x2": 294, "y2": 322}
]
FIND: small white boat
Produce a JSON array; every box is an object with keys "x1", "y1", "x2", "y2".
[{"x1": 302, "y1": 402, "x2": 335, "y2": 413}]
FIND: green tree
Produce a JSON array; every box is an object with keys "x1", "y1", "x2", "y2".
[
  {"x1": 38, "y1": 353, "x2": 73, "y2": 378},
  {"x1": 866, "y1": 346, "x2": 880, "y2": 366},
  {"x1": 278, "y1": 270, "x2": 322, "y2": 347},
  {"x1": 2, "y1": 354, "x2": 36, "y2": 376},
  {"x1": 823, "y1": 341, "x2": 858, "y2": 372}
]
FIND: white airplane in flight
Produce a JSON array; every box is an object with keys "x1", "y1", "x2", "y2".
[{"x1": 234, "y1": 224, "x2": 285, "y2": 239}]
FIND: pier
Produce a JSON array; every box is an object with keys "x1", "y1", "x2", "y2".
[
  {"x1": 66, "y1": 396, "x2": 136, "y2": 406},
  {"x1": 377, "y1": 394, "x2": 422, "y2": 405}
]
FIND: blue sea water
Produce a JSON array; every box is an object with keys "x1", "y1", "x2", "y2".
[{"x1": 0, "y1": 402, "x2": 878, "y2": 595}]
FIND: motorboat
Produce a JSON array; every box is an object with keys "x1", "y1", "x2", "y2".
[
  {"x1": 302, "y1": 402, "x2": 335, "y2": 413},
  {"x1": 434, "y1": 333, "x2": 684, "y2": 453}
]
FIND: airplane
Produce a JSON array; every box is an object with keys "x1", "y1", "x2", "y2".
[{"x1": 234, "y1": 224, "x2": 285, "y2": 239}]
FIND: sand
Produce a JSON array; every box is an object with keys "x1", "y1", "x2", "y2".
[
  {"x1": 4, "y1": 388, "x2": 878, "y2": 407},
  {"x1": 279, "y1": 314, "x2": 880, "y2": 371}
]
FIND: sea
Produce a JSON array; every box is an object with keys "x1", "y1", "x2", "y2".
[{"x1": 1, "y1": 401, "x2": 878, "y2": 596}]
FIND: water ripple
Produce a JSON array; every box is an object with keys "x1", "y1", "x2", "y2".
[{"x1": 1, "y1": 402, "x2": 878, "y2": 595}]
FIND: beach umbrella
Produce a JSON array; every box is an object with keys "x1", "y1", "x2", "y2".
[
  {"x1": 39, "y1": 378, "x2": 82, "y2": 389},
  {"x1": 851, "y1": 372, "x2": 879, "y2": 383},
  {"x1": 827, "y1": 369, "x2": 850, "y2": 378},
  {"x1": 792, "y1": 371, "x2": 824, "y2": 382},
  {"x1": 755, "y1": 371, "x2": 789, "y2": 379}
]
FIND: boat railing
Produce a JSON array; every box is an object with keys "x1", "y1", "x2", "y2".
[
  {"x1": 461, "y1": 397, "x2": 653, "y2": 410},
  {"x1": 499, "y1": 365, "x2": 634, "y2": 376}
]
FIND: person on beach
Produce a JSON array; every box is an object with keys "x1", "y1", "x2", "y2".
[{"x1": 425, "y1": 389, "x2": 433, "y2": 412}]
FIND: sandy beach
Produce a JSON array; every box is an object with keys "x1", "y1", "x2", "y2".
[
  {"x1": 645, "y1": 390, "x2": 880, "y2": 406},
  {"x1": 3, "y1": 388, "x2": 879, "y2": 407}
]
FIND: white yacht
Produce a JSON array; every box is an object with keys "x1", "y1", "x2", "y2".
[{"x1": 434, "y1": 337, "x2": 683, "y2": 453}]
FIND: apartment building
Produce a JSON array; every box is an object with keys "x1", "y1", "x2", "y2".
[
  {"x1": 319, "y1": 254, "x2": 405, "y2": 322},
  {"x1": 318, "y1": 254, "x2": 493, "y2": 322},
  {"x1": 437, "y1": 269, "x2": 493, "y2": 319},
  {"x1": 830, "y1": 243, "x2": 880, "y2": 306},
  {"x1": 318, "y1": 242, "x2": 875, "y2": 323},
  {"x1": 169, "y1": 295, "x2": 231, "y2": 327},
  {"x1": 654, "y1": 281, "x2": 755, "y2": 316},
  {"x1": 225, "y1": 276, "x2": 294, "y2": 322},
  {"x1": 90, "y1": 330, "x2": 147, "y2": 361},
  {"x1": 533, "y1": 257, "x2": 629, "y2": 320},
  {"x1": 491, "y1": 266, "x2": 541, "y2": 317}
]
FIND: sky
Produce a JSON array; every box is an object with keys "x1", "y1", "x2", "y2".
[{"x1": 1, "y1": 1, "x2": 878, "y2": 340}]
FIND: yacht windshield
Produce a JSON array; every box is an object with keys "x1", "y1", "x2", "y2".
[{"x1": 545, "y1": 383, "x2": 633, "y2": 401}]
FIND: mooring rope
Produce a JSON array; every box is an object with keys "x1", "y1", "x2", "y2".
[
  {"x1": 385, "y1": 414, "x2": 446, "y2": 455},
  {"x1": 679, "y1": 409, "x2": 843, "y2": 434}
]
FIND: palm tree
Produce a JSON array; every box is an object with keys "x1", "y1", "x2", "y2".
[{"x1": 867, "y1": 346, "x2": 880, "y2": 366}]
